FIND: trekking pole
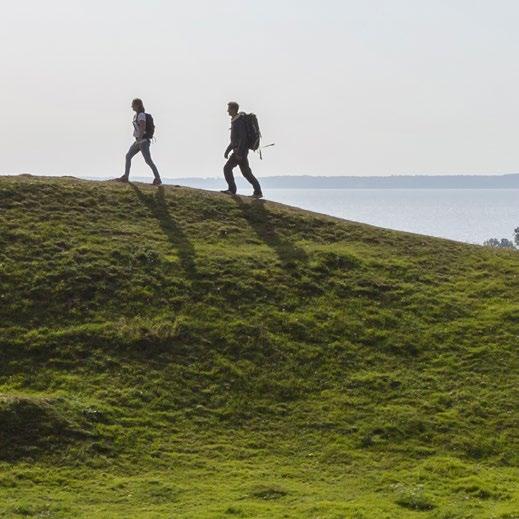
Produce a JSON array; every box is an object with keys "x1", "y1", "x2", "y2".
[{"x1": 259, "y1": 143, "x2": 275, "y2": 160}]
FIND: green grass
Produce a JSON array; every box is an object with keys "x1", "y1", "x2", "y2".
[{"x1": 0, "y1": 174, "x2": 518, "y2": 518}]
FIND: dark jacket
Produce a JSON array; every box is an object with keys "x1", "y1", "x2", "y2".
[{"x1": 226, "y1": 113, "x2": 248, "y2": 157}]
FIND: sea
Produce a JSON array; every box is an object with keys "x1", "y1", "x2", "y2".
[{"x1": 261, "y1": 189, "x2": 519, "y2": 245}]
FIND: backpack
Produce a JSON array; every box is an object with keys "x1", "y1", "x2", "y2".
[
  {"x1": 144, "y1": 113, "x2": 155, "y2": 139},
  {"x1": 244, "y1": 113, "x2": 261, "y2": 151}
]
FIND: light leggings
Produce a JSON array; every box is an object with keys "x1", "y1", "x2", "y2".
[{"x1": 125, "y1": 139, "x2": 160, "y2": 179}]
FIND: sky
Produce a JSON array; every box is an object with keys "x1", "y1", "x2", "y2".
[{"x1": 1, "y1": 0, "x2": 519, "y2": 178}]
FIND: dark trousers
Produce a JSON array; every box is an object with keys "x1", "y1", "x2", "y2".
[{"x1": 224, "y1": 152, "x2": 262, "y2": 194}]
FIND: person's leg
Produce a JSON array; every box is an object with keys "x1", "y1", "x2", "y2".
[
  {"x1": 223, "y1": 155, "x2": 238, "y2": 194},
  {"x1": 238, "y1": 154, "x2": 262, "y2": 195},
  {"x1": 139, "y1": 141, "x2": 161, "y2": 181},
  {"x1": 123, "y1": 142, "x2": 141, "y2": 179}
]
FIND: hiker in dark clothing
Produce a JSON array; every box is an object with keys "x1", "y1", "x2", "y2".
[{"x1": 221, "y1": 102, "x2": 263, "y2": 198}]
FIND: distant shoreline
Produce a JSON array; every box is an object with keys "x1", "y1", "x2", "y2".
[{"x1": 129, "y1": 174, "x2": 519, "y2": 190}]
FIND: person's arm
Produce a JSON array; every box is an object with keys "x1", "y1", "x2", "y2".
[
  {"x1": 235, "y1": 118, "x2": 248, "y2": 159},
  {"x1": 225, "y1": 119, "x2": 239, "y2": 158},
  {"x1": 224, "y1": 143, "x2": 233, "y2": 159}
]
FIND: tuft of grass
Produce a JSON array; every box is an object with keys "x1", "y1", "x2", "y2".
[
  {"x1": 395, "y1": 486, "x2": 436, "y2": 511},
  {"x1": 0, "y1": 394, "x2": 97, "y2": 461},
  {"x1": 249, "y1": 485, "x2": 288, "y2": 500}
]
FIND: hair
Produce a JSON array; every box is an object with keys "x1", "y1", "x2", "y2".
[
  {"x1": 228, "y1": 101, "x2": 240, "y2": 112},
  {"x1": 132, "y1": 98, "x2": 145, "y2": 113}
]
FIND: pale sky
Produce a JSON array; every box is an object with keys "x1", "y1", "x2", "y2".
[{"x1": 1, "y1": 0, "x2": 519, "y2": 178}]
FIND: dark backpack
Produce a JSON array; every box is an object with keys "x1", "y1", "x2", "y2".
[
  {"x1": 244, "y1": 113, "x2": 261, "y2": 151},
  {"x1": 144, "y1": 113, "x2": 155, "y2": 139}
]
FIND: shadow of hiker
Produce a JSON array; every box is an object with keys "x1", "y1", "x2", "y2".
[
  {"x1": 233, "y1": 196, "x2": 308, "y2": 268},
  {"x1": 131, "y1": 184, "x2": 197, "y2": 277}
]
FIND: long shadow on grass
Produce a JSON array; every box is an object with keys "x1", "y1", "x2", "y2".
[
  {"x1": 233, "y1": 196, "x2": 308, "y2": 267},
  {"x1": 131, "y1": 184, "x2": 197, "y2": 277}
]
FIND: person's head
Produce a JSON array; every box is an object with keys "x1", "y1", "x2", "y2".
[
  {"x1": 227, "y1": 101, "x2": 239, "y2": 117},
  {"x1": 132, "y1": 98, "x2": 145, "y2": 113}
]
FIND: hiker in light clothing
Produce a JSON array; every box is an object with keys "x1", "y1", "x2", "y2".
[
  {"x1": 221, "y1": 102, "x2": 263, "y2": 198},
  {"x1": 117, "y1": 98, "x2": 162, "y2": 186}
]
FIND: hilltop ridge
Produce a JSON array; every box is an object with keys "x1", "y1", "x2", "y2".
[
  {"x1": 115, "y1": 172, "x2": 519, "y2": 190},
  {"x1": 0, "y1": 175, "x2": 518, "y2": 518}
]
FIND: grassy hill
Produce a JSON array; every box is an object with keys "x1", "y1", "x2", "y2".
[{"x1": 0, "y1": 175, "x2": 518, "y2": 518}]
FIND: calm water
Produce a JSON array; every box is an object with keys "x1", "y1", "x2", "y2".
[{"x1": 265, "y1": 189, "x2": 519, "y2": 244}]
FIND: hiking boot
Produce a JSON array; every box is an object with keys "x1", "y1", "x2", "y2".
[
  {"x1": 114, "y1": 175, "x2": 129, "y2": 183},
  {"x1": 152, "y1": 178, "x2": 163, "y2": 186},
  {"x1": 220, "y1": 189, "x2": 236, "y2": 195},
  {"x1": 251, "y1": 192, "x2": 264, "y2": 199}
]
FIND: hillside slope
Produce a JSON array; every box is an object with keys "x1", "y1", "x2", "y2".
[{"x1": 0, "y1": 175, "x2": 518, "y2": 518}]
